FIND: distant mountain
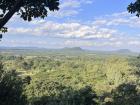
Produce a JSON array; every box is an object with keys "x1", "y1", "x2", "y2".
[
  {"x1": 116, "y1": 49, "x2": 132, "y2": 53},
  {"x1": 0, "y1": 46, "x2": 40, "y2": 50},
  {"x1": 61, "y1": 47, "x2": 84, "y2": 51},
  {"x1": 0, "y1": 47, "x2": 138, "y2": 56},
  {"x1": 0, "y1": 47, "x2": 132, "y2": 53}
]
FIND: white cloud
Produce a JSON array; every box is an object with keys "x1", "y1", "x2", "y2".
[
  {"x1": 49, "y1": 10, "x2": 79, "y2": 18},
  {"x1": 107, "y1": 11, "x2": 130, "y2": 17},
  {"x1": 60, "y1": 0, "x2": 93, "y2": 9},
  {"x1": 64, "y1": 40, "x2": 93, "y2": 47},
  {"x1": 92, "y1": 41, "x2": 123, "y2": 47},
  {"x1": 0, "y1": 40, "x2": 48, "y2": 47},
  {"x1": 49, "y1": 0, "x2": 93, "y2": 18},
  {"x1": 106, "y1": 18, "x2": 130, "y2": 26},
  {"x1": 60, "y1": 1, "x2": 81, "y2": 8},
  {"x1": 5, "y1": 10, "x2": 140, "y2": 49},
  {"x1": 93, "y1": 11, "x2": 140, "y2": 28},
  {"x1": 128, "y1": 40, "x2": 140, "y2": 45},
  {"x1": 30, "y1": 19, "x2": 46, "y2": 25},
  {"x1": 8, "y1": 21, "x2": 118, "y2": 39}
]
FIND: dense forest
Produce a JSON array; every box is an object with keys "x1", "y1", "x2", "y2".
[{"x1": 1, "y1": 50, "x2": 140, "y2": 105}]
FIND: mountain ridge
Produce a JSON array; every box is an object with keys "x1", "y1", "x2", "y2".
[{"x1": 0, "y1": 46, "x2": 137, "y2": 54}]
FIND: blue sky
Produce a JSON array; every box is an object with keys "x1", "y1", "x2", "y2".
[{"x1": 1, "y1": 0, "x2": 140, "y2": 52}]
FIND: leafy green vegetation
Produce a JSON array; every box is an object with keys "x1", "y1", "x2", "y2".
[{"x1": 0, "y1": 50, "x2": 140, "y2": 105}]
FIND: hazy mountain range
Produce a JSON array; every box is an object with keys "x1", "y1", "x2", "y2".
[{"x1": 0, "y1": 47, "x2": 138, "y2": 56}]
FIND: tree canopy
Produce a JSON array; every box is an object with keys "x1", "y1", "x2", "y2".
[
  {"x1": 128, "y1": 0, "x2": 140, "y2": 17},
  {"x1": 1, "y1": 53, "x2": 140, "y2": 105},
  {"x1": 0, "y1": 0, "x2": 59, "y2": 32},
  {"x1": 0, "y1": 63, "x2": 27, "y2": 105}
]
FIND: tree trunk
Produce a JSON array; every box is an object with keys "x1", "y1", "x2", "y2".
[{"x1": 0, "y1": 0, "x2": 23, "y2": 29}]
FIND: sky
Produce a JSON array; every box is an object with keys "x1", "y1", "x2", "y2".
[{"x1": 1, "y1": 0, "x2": 140, "y2": 52}]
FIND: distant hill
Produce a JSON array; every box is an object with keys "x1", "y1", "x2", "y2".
[
  {"x1": 61, "y1": 47, "x2": 84, "y2": 51},
  {"x1": 0, "y1": 47, "x2": 84, "y2": 51},
  {"x1": 0, "y1": 47, "x2": 40, "y2": 50},
  {"x1": 116, "y1": 49, "x2": 132, "y2": 53},
  {"x1": 0, "y1": 47, "x2": 138, "y2": 57}
]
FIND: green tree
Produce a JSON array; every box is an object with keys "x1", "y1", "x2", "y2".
[
  {"x1": 128, "y1": 0, "x2": 140, "y2": 17},
  {"x1": 0, "y1": 0, "x2": 59, "y2": 32},
  {"x1": 28, "y1": 84, "x2": 97, "y2": 105},
  {"x1": 0, "y1": 63, "x2": 27, "y2": 105},
  {"x1": 104, "y1": 57, "x2": 131, "y2": 86},
  {"x1": 106, "y1": 83, "x2": 140, "y2": 105}
]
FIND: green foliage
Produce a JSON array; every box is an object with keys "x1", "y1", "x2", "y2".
[
  {"x1": 1, "y1": 54, "x2": 140, "y2": 105},
  {"x1": 0, "y1": 63, "x2": 27, "y2": 105},
  {"x1": 128, "y1": 0, "x2": 140, "y2": 17},
  {"x1": 27, "y1": 84, "x2": 97, "y2": 105},
  {"x1": 106, "y1": 83, "x2": 140, "y2": 105},
  {"x1": 104, "y1": 57, "x2": 132, "y2": 86},
  {"x1": 0, "y1": 0, "x2": 59, "y2": 21},
  {"x1": 0, "y1": 0, "x2": 60, "y2": 38}
]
